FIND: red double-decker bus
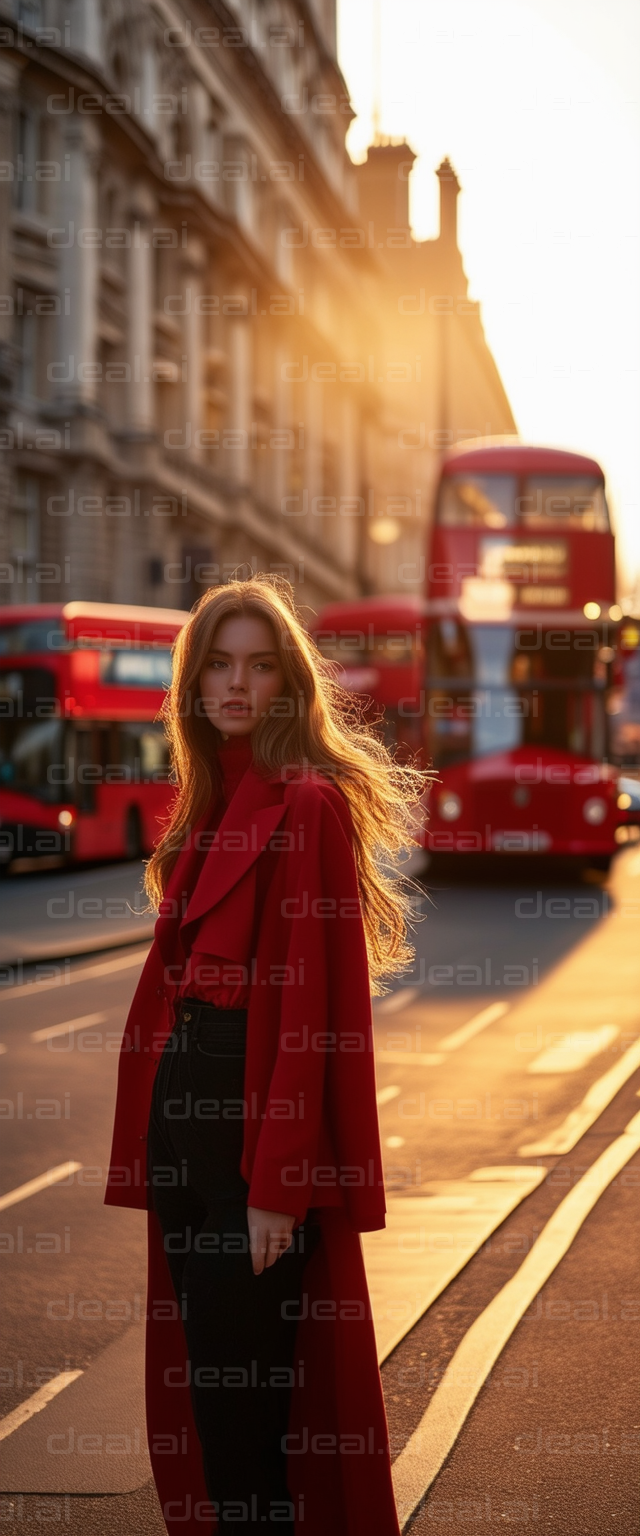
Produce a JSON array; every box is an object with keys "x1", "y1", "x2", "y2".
[
  {"x1": 424, "y1": 441, "x2": 626, "y2": 867},
  {"x1": 313, "y1": 442, "x2": 640, "y2": 869},
  {"x1": 0, "y1": 602, "x2": 186, "y2": 872},
  {"x1": 310, "y1": 594, "x2": 426, "y2": 764}
]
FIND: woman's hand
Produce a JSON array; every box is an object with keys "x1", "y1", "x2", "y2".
[{"x1": 247, "y1": 1207, "x2": 295, "y2": 1275}]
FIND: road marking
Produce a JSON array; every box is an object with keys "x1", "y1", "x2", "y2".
[
  {"x1": 391, "y1": 1108, "x2": 640, "y2": 1529},
  {"x1": 519, "y1": 1035, "x2": 640, "y2": 1155},
  {"x1": 0, "y1": 1371, "x2": 83, "y2": 1444},
  {"x1": 438, "y1": 1001, "x2": 509, "y2": 1052},
  {"x1": 377, "y1": 1084, "x2": 402, "y2": 1106},
  {"x1": 376, "y1": 1049, "x2": 444, "y2": 1067},
  {"x1": 385, "y1": 1136, "x2": 406, "y2": 1149},
  {"x1": 0, "y1": 945, "x2": 150, "y2": 1001},
  {"x1": 31, "y1": 1011, "x2": 108, "y2": 1044},
  {"x1": 527, "y1": 1024, "x2": 619, "y2": 1074},
  {"x1": 375, "y1": 988, "x2": 420, "y2": 1015},
  {"x1": 363, "y1": 1166, "x2": 545, "y2": 1364},
  {"x1": 0, "y1": 1162, "x2": 83, "y2": 1212}
]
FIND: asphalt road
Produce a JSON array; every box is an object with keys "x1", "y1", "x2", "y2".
[{"x1": 0, "y1": 850, "x2": 638, "y2": 1532}]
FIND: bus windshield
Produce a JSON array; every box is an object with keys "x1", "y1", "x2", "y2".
[
  {"x1": 425, "y1": 620, "x2": 609, "y2": 765},
  {"x1": 438, "y1": 475, "x2": 609, "y2": 531}
]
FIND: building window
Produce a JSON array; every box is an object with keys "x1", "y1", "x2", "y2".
[
  {"x1": 14, "y1": 304, "x2": 38, "y2": 398},
  {"x1": 14, "y1": 0, "x2": 44, "y2": 27},
  {"x1": 9, "y1": 474, "x2": 40, "y2": 603},
  {"x1": 13, "y1": 106, "x2": 48, "y2": 214}
]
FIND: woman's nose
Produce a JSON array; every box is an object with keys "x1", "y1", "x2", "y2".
[{"x1": 229, "y1": 663, "x2": 248, "y2": 690}]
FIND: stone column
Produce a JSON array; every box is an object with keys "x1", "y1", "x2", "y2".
[
  {"x1": 54, "y1": 117, "x2": 100, "y2": 411},
  {"x1": 0, "y1": 58, "x2": 23, "y2": 600},
  {"x1": 227, "y1": 303, "x2": 252, "y2": 490},
  {"x1": 272, "y1": 343, "x2": 290, "y2": 512},
  {"x1": 337, "y1": 391, "x2": 359, "y2": 570},
  {"x1": 304, "y1": 376, "x2": 323, "y2": 543},
  {"x1": 127, "y1": 182, "x2": 156, "y2": 433},
  {"x1": 182, "y1": 236, "x2": 206, "y2": 452}
]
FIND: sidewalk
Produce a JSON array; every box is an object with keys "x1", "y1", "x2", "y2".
[{"x1": 0, "y1": 863, "x2": 154, "y2": 967}]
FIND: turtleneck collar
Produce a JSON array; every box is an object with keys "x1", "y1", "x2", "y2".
[{"x1": 217, "y1": 732, "x2": 254, "y2": 803}]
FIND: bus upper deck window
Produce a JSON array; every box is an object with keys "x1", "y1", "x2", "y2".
[
  {"x1": 518, "y1": 478, "x2": 609, "y2": 530},
  {"x1": 438, "y1": 475, "x2": 516, "y2": 528}
]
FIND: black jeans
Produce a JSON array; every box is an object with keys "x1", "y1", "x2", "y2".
[{"x1": 148, "y1": 999, "x2": 319, "y2": 1528}]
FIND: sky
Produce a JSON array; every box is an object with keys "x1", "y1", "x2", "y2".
[{"x1": 337, "y1": 0, "x2": 640, "y2": 596}]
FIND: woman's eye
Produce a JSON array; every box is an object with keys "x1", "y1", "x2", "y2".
[{"x1": 208, "y1": 659, "x2": 228, "y2": 670}]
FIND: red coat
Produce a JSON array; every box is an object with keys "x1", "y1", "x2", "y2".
[{"x1": 105, "y1": 762, "x2": 401, "y2": 1535}]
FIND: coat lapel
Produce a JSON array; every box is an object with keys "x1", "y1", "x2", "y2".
[
  {"x1": 153, "y1": 805, "x2": 212, "y2": 973},
  {"x1": 180, "y1": 764, "x2": 286, "y2": 933}
]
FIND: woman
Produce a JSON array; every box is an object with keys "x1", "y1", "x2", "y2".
[{"x1": 105, "y1": 576, "x2": 425, "y2": 1535}]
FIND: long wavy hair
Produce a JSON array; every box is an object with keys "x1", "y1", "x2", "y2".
[{"x1": 145, "y1": 575, "x2": 429, "y2": 992}]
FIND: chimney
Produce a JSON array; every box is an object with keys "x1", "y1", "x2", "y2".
[
  {"x1": 436, "y1": 158, "x2": 460, "y2": 248},
  {"x1": 356, "y1": 141, "x2": 417, "y2": 235}
]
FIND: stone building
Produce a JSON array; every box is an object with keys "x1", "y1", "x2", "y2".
[
  {"x1": 353, "y1": 143, "x2": 517, "y2": 594},
  {"x1": 0, "y1": 0, "x2": 515, "y2": 616}
]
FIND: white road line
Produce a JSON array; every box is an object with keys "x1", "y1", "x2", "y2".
[
  {"x1": 31, "y1": 1011, "x2": 108, "y2": 1044},
  {"x1": 527, "y1": 1024, "x2": 619, "y2": 1074},
  {"x1": 376, "y1": 1085, "x2": 402, "y2": 1106},
  {"x1": 0, "y1": 1162, "x2": 83, "y2": 1212},
  {"x1": 438, "y1": 1001, "x2": 509, "y2": 1052},
  {"x1": 0, "y1": 1371, "x2": 83, "y2": 1444},
  {"x1": 376, "y1": 1050, "x2": 444, "y2": 1067},
  {"x1": 363, "y1": 1166, "x2": 545, "y2": 1364},
  {"x1": 0, "y1": 945, "x2": 150, "y2": 1001},
  {"x1": 392, "y1": 1108, "x2": 640, "y2": 1529},
  {"x1": 518, "y1": 1035, "x2": 640, "y2": 1155},
  {"x1": 375, "y1": 988, "x2": 420, "y2": 1015}
]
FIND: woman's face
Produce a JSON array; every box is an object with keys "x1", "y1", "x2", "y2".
[{"x1": 199, "y1": 612, "x2": 286, "y2": 736}]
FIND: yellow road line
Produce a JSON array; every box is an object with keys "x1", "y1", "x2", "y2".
[
  {"x1": 438, "y1": 1001, "x2": 509, "y2": 1052},
  {"x1": 0, "y1": 1371, "x2": 83, "y2": 1443},
  {"x1": 519, "y1": 1035, "x2": 640, "y2": 1154},
  {"x1": 527, "y1": 1024, "x2": 619, "y2": 1074},
  {"x1": 0, "y1": 1162, "x2": 83, "y2": 1212},
  {"x1": 0, "y1": 946, "x2": 150, "y2": 1001},
  {"x1": 376, "y1": 1084, "x2": 402, "y2": 1106},
  {"x1": 376, "y1": 1050, "x2": 444, "y2": 1067},
  {"x1": 392, "y1": 1108, "x2": 640, "y2": 1528},
  {"x1": 31, "y1": 1012, "x2": 108, "y2": 1043},
  {"x1": 376, "y1": 988, "x2": 421, "y2": 1015}
]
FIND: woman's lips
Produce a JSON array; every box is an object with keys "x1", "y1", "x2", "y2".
[{"x1": 222, "y1": 701, "x2": 249, "y2": 713}]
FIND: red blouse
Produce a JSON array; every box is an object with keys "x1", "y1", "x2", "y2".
[{"x1": 177, "y1": 733, "x2": 255, "y2": 1010}]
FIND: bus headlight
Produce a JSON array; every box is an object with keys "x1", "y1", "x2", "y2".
[
  {"x1": 57, "y1": 810, "x2": 75, "y2": 828},
  {"x1": 438, "y1": 791, "x2": 462, "y2": 821},
  {"x1": 616, "y1": 778, "x2": 640, "y2": 812},
  {"x1": 582, "y1": 797, "x2": 607, "y2": 825}
]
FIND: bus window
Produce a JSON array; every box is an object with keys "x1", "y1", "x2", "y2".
[
  {"x1": 117, "y1": 722, "x2": 171, "y2": 781},
  {"x1": 518, "y1": 478, "x2": 608, "y2": 531},
  {"x1": 0, "y1": 620, "x2": 66, "y2": 655},
  {"x1": 437, "y1": 475, "x2": 517, "y2": 529},
  {"x1": 100, "y1": 650, "x2": 173, "y2": 688},
  {"x1": 0, "y1": 717, "x2": 65, "y2": 803}
]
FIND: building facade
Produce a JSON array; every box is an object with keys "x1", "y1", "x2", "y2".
[{"x1": 0, "y1": 0, "x2": 516, "y2": 616}]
